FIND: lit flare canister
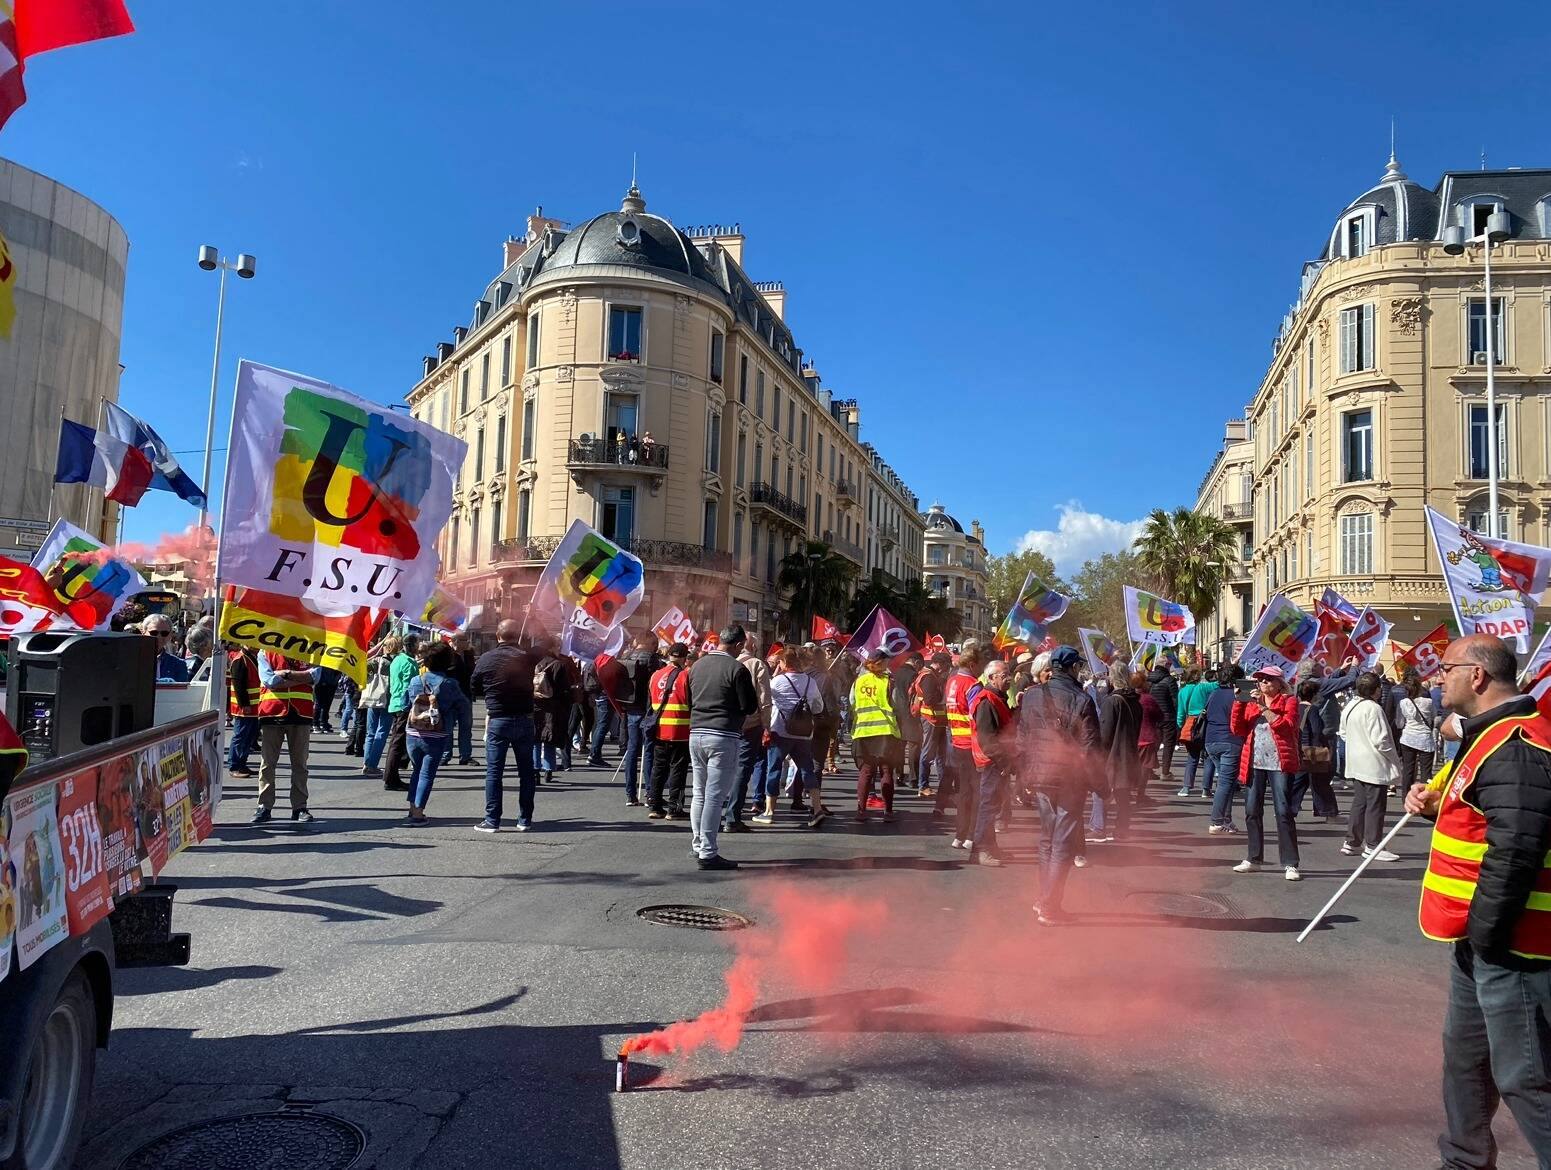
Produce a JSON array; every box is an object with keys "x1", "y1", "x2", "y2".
[{"x1": 615, "y1": 1051, "x2": 629, "y2": 1092}]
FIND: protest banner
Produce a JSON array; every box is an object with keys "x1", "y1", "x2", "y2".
[
  {"x1": 1237, "y1": 593, "x2": 1317, "y2": 676},
  {"x1": 653, "y1": 605, "x2": 698, "y2": 648},
  {"x1": 847, "y1": 605, "x2": 920, "y2": 667},
  {"x1": 219, "y1": 584, "x2": 385, "y2": 687},
  {"x1": 1397, "y1": 623, "x2": 1451, "y2": 682},
  {"x1": 1426, "y1": 505, "x2": 1551, "y2": 653},
  {"x1": 1078, "y1": 628, "x2": 1119, "y2": 676},
  {"x1": 1349, "y1": 606, "x2": 1393, "y2": 670},
  {"x1": 31, "y1": 518, "x2": 147, "y2": 629},
  {"x1": 4, "y1": 782, "x2": 69, "y2": 971},
  {"x1": 57, "y1": 768, "x2": 112, "y2": 937},
  {"x1": 1123, "y1": 585, "x2": 1195, "y2": 646}
]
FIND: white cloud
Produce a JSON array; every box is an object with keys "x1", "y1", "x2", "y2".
[{"x1": 1014, "y1": 502, "x2": 1145, "y2": 577}]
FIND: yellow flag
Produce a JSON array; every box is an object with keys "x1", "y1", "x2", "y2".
[{"x1": 0, "y1": 228, "x2": 15, "y2": 340}]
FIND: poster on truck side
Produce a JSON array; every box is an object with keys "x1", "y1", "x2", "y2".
[
  {"x1": 186, "y1": 724, "x2": 221, "y2": 841},
  {"x1": 3, "y1": 782, "x2": 70, "y2": 971},
  {"x1": 157, "y1": 738, "x2": 195, "y2": 867},
  {"x1": 58, "y1": 767, "x2": 113, "y2": 937},
  {"x1": 134, "y1": 746, "x2": 168, "y2": 875},
  {"x1": 96, "y1": 752, "x2": 146, "y2": 898}
]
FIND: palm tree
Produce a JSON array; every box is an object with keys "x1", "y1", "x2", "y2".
[
  {"x1": 1133, "y1": 507, "x2": 1241, "y2": 624},
  {"x1": 846, "y1": 575, "x2": 963, "y2": 642},
  {"x1": 777, "y1": 541, "x2": 856, "y2": 640}
]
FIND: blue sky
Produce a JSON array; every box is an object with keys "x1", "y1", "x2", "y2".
[{"x1": 7, "y1": 0, "x2": 1551, "y2": 574}]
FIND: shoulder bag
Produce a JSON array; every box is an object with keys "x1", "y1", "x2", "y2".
[
  {"x1": 1301, "y1": 704, "x2": 1333, "y2": 773},
  {"x1": 641, "y1": 668, "x2": 682, "y2": 737}
]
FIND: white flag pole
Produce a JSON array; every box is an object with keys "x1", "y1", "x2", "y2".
[{"x1": 1296, "y1": 812, "x2": 1415, "y2": 943}]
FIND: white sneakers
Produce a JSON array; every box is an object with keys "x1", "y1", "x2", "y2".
[
  {"x1": 1232, "y1": 860, "x2": 1260, "y2": 873},
  {"x1": 1340, "y1": 841, "x2": 1358, "y2": 856},
  {"x1": 1285, "y1": 867, "x2": 1302, "y2": 881},
  {"x1": 1364, "y1": 848, "x2": 1401, "y2": 862}
]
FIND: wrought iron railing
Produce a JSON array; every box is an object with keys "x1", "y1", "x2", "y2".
[
  {"x1": 834, "y1": 478, "x2": 858, "y2": 503},
  {"x1": 822, "y1": 530, "x2": 864, "y2": 563},
  {"x1": 566, "y1": 437, "x2": 670, "y2": 470},
  {"x1": 491, "y1": 535, "x2": 730, "y2": 572},
  {"x1": 1221, "y1": 502, "x2": 1252, "y2": 520},
  {"x1": 749, "y1": 482, "x2": 807, "y2": 525}
]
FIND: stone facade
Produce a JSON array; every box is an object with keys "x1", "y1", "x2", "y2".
[
  {"x1": 921, "y1": 505, "x2": 990, "y2": 640},
  {"x1": 1192, "y1": 418, "x2": 1255, "y2": 661}
]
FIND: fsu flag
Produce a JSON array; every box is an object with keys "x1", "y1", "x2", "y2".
[
  {"x1": 1237, "y1": 593, "x2": 1318, "y2": 677},
  {"x1": 30, "y1": 518, "x2": 146, "y2": 629},
  {"x1": 1123, "y1": 585, "x2": 1195, "y2": 647},
  {"x1": 846, "y1": 604, "x2": 920, "y2": 668},
  {"x1": 531, "y1": 519, "x2": 644, "y2": 632},
  {"x1": 218, "y1": 584, "x2": 385, "y2": 687},
  {"x1": 0, "y1": 0, "x2": 135, "y2": 132}
]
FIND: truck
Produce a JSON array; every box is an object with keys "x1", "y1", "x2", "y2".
[{"x1": 0, "y1": 630, "x2": 220, "y2": 1170}]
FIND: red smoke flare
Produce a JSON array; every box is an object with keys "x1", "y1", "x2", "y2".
[
  {"x1": 620, "y1": 883, "x2": 885, "y2": 1059},
  {"x1": 71, "y1": 524, "x2": 219, "y2": 597}
]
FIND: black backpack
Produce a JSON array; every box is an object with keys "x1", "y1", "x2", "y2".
[{"x1": 783, "y1": 676, "x2": 816, "y2": 738}]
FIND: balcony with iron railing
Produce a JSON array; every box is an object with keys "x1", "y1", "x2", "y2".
[
  {"x1": 749, "y1": 482, "x2": 807, "y2": 527},
  {"x1": 1225, "y1": 558, "x2": 1252, "y2": 583},
  {"x1": 566, "y1": 436, "x2": 669, "y2": 473},
  {"x1": 878, "y1": 521, "x2": 900, "y2": 550},
  {"x1": 492, "y1": 535, "x2": 731, "y2": 573},
  {"x1": 822, "y1": 529, "x2": 865, "y2": 565},
  {"x1": 835, "y1": 479, "x2": 858, "y2": 507},
  {"x1": 1221, "y1": 501, "x2": 1252, "y2": 522}
]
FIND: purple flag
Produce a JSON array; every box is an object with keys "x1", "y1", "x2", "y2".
[{"x1": 845, "y1": 604, "x2": 921, "y2": 668}]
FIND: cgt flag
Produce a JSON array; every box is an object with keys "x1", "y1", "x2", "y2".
[
  {"x1": 222, "y1": 361, "x2": 466, "y2": 617},
  {"x1": 1397, "y1": 622, "x2": 1451, "y2": 682},
  {"x1": 1426, "y1": 505, "x2": 1551, "y2": 653},
  {"x1": 30, "y1": 518, "x2": 145, "y2": 629},
  {"x1": 219, "y1": 585, "x2": 385, "y2": 686},
  {"x1": 1123, "y1": 585, "x2": 1194, "y2": 647},
  {"x1": 1237, "y1": 592, "x2": 1318, "y2": 677},
  {"x1": 846, "y1": 604, "x2": 920, "y2": 668}
]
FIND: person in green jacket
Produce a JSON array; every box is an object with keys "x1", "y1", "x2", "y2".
[
  {"x1": 380, "y1": 635, "x2": 423, "y2": 793},
  {"x1": 1175, "y1": 666, "x2": 1219, "y2": 797}
]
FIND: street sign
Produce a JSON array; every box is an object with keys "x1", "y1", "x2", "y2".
[{"x1": 0, "y1": 516, "x2": 50, "y2": 534}]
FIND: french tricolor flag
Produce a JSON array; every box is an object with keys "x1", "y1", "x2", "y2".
[{"x1": 54, "y1": 418, "x2": 154, "y2": 505}]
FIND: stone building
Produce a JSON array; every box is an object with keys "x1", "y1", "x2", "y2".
[
  {"x1": 1192, "y1": 417, "x2": 1255, "y2": 661},
  {"x1": 921, "y1": 504, "x2": 990, "y2": 640},
  {"x1": 0, "y1": 157, "x2": 128, "y2": 557},
  {"x1": 406, "y1": 186, "x2": 925, "y2": 641},
  {"x1": 1235, "y1": 155, "x2": 1551, "y2": 647}
]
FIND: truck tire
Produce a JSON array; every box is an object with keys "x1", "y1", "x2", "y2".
[{"x1": 2, "y1": 969, "x2": 96, "y2": 1170}]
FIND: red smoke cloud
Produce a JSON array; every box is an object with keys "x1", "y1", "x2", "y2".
[{"x1": 73, "y1": 524, "x2": 219, "y2": 596}]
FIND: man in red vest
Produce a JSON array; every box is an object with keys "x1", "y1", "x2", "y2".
[
  {"x1": 1405, "y1": 633, "x2": 1551, "y2": 1168},
  {"x1": 968, "y1": 658, "x2": 1014, "y2": 866},
  {"x1": 645, "y1": 643, "x2": 692, "y2": 819},
  {"x1": 227, "y1": 645, "x2": 260, "y2": 778},
  {"x1": 254, "y1": 652, "x2": 315, "y2": 825}
]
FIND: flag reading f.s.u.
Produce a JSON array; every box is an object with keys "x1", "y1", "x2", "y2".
[
  {"x1": 1425, "y1": 505, "x2": 1551, "y2": 653},
  {"x1": 221, "y1": 361, "x2": 466, "y2": 616},
  {"x1": 1123, "y1": 585, "x2": 1194, "y2": 646},
  {"x1": 1237, "y1": 592, "x2": 1317, "y2": 676},
  {"x1": 846, "y1": 604, "x2": 920, "y2": 667},
  {"x1": 531, "y1": 519, "x2": 644, "y2": 631}
]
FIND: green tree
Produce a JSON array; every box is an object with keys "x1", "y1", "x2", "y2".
[
  {"x1": 845, "y1": 575, "x2": 962, "y2": 642},
  {"x1": 984, "y1": 547, "x2": 1065, "y2": 619},
  {"x1": 1133, "y1": 507, "x2": 1241, "y2": 624},
  {"x1": 777, "y1": 541, "x2": 857, "y2": 640},
  {"x1": 1066, "y1": 549, "x2": 1151, "y2": 646}
]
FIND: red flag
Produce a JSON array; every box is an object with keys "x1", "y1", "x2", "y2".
[
  {"x1": 1395, "y1": 623, "x2": 1450, "y2": 681},
  {"x1": 811, "y1": 615, "x2": 842, "y2": 642},
  {"x1": 1, "y1": 0, "x2": 135, "y2": 132},
  {"x1": 0, "y1": 553, "x2": 98, "y2": 632}
]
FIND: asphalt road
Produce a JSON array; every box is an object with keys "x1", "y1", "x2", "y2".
[{"x1": 75, "y1": 721, "x2": 1539, "y2": 1169}]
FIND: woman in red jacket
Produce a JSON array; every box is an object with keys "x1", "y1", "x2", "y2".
[{"x1": 1228, "y1": 666, "x2": 1304, "y2": 881}]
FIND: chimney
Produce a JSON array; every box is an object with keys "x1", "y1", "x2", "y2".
[
  {"x1": 846, "y1": 404, "x2": 860, "y2": 440},
  {"x1": 971, "y1": 520, "x2": 985, "y2": 544},
  {"x1": 525, "y1": 206, "x2": 566, "y2": 245},
  {"x1": 758, "y1": 281, "x2": 786, "y2": 321},
  {"x1": 713, "y1": 223, "x2": 745, "y2": 266},
  {"x1": 504, "y1": 235, "x2": 525, "y2": 267}
]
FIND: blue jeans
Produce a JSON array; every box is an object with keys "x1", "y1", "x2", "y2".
[
  {"x1": 690, "y1": 730, "x2": 741, "y2": 860},
  {"x1": 588, "y1": 697, "x2": 615, "y2": 761},
  {"x1": 1206, "y1": 742, "x2": 1243, "y2": 828},
  {"x1": 364, "y1": 707, "x2": 391, "y2": 769},
  {"x1": 972, "y1": 765, "x2": 1005, "y2": 849},
  {"x1": 406, "y1": 737, "x2": 446, "y2": 809},
  {"x1": 729, "y1": 725, "x2": 766, "y2": 823},
  {"x1": 228, "y1": 716, "x2": 258, "y2": 771},
  {"x1": 1243, "y1": 768, "x2": 1301, "y2": 868},
  {"x1": 767, "y1": 735, "x2": 819, "y2": 802},
  {"x1": 1035, "y1": 788, "x2": 1084, "y2": 914},
  {"x1": 759, "y1": 741, "x2": 792, "y2": 803},
  {"x1": 338, "y1": 689, "x2": 357, "y2": 733},
  {"x1": 1089, "y1": 780, "x2": 1129, "y2": 838},
  {"x1": 623, "y1": 712, "x2": 655, "y2": 801},
  {"x1": 485, "y1": 715, "x2": 536, "y2": 825},
  {"x1": 441, "y1": 699, "x2": 472, "y2": 763},
  {"x1": 920, "y1": 725, "x2": 946, "y2": 790},
  {"x1": 1440, "y1": 940, "x2": 1551, "y2": 1169},
  {"x1": 1182, "y1": 740, "x2": 1212, "y2": 793}
]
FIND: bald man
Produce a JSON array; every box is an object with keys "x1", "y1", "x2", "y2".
[
  {"x1": 1406, "y1": 633, "x2": 1551, "y2": 1168},
  {"x1": 470, "y1": 619, "x2": 538, "y2": 831}
]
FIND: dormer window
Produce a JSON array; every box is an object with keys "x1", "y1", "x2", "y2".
[
  {"x1": 617, "y1": 217, "x2": 642, "y2": 248},
  {"x1": 1471, "y1": 202, "x2": 1498, "y2": 237},
  {"x1": 1339, "y1": 207, "x2": 1376, "y2": 258}
]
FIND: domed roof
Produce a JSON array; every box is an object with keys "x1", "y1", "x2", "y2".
[
  {"x1": 923, "y1": 503, "x2": 963, "y2": 534},
  {"x1": 1321, "y1": 154, "x2": 1438, "y2": 260},
  {"x1": 539, "y1": 185, "x2": 719, "y2": 284}
]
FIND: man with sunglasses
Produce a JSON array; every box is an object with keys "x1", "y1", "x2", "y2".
[
  {"x1": 142, "y1": 614, "x2": 190, "y2": 683},
  {"x1": 1405, "y1": 634, "x2": 1551, "y2": 1169}
]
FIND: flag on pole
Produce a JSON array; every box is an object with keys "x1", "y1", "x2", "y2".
[
  {"x1": 811, "y1": 614, "x2": 842, "y2": 642},
  {"x1": 0, "y1": 553, "x2": 98, "y2": 633},
  {"x1": 416, "y1": 584, "x2": 468, "y2": 634},
  {"x1": 992, "y1": 572, "x2": 1070, "y2": 653},
  {"x1": 1123, "y1": 585, "x2": 1194, "y2": 646},
  {"x1": 30, "y1": 518, "x2": 145, "y2": 629},
  {"x1": 218, "y1": 585, "x2": 385, "y2": 687},
  {"x1": 561, "y1": 607, "x2": 628, "y2": 659},
  {"x1": 531, "y1": 519, "x2": 645, "y2": 631},
  {"x1": 0, "y1": 0, "x2": 135, "y2": 132},
  {"x1": 1397, "y1": 623, "x2": 1451, "y2": 682},
  {"x1": 1425, "y1": 505, "x2": 1551, "y2": 653},
  {"x1": 654, "y1": 605, "x2": 698, "y2": 648},
  {"x1": 1237, "y1": 593, "x2": 1318, "y2": 676},
  {"x1": 1348, "y1": 606, "x2": 1393, "y2": 670},
  {"x1": 1078, "y1": 628, "x2": 1119, "y2": 676},
  {"x1": 54, "y1": 417, "x2": 154, "y2": 504},
  {"x1": 846, "y1": 604, "x2": 920, "y2": 667},
  {"x1": 0, "y1": 228, "x2": 15, "y2": 340},
  {"x1": 103, "y1": 400, "x2": 206, "y2": 508},
  {"x1": 221, "y1": 361, "x2": 466, "y2": 616}
]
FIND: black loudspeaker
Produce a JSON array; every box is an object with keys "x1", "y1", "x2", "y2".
[{"x1": 5, "y1": 631, "x2": 156, "y2": 762}]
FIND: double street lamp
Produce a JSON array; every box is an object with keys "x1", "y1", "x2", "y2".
[
  {"x1": 1443, "y1": 212, "x2": 1511, "y2": 538},
  {"x1": 196, "y1": 245, "x2": 257, "y2": 533}
]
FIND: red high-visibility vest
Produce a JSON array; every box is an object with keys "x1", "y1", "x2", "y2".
[
  {"x1": 945, "y1": 670, "x2": 976, "y2": 750},
  {"x1": 257, "y1": 653, "x2": 315, "y2": 721},
  {"x1": 1419, "y1": 710, "x2": 1551, "y2": 960},
  {"x1": 228, "y1": 649, "x2": 259, "y2": 717},
  {"x1": 648, "y1": 665, "x2": 690, "y2": 742},
  {"x1": 969, "y1": 688, "x2": 1012, "y2": 769}
]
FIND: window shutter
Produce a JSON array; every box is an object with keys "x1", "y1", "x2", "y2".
[
  {"x1": 1339, "y1": 309, "x2": 1355, "y2": 373},
  {"x1": 1360, "y1": 303, "x2": 1375, "y2": 369}
]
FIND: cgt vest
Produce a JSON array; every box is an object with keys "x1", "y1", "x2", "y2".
[
  {"x1": 648, "y1": 666, "x2": 690, "y2": 742},
  {"x1": 851, "y1": 671, "x2": 900, "y2": 740},
  {"x1": 969, "y1": 688, "x2": 1012, "y2": 769},
  {"x1": 945, "y1": 670, "x2": 976, "y2": 750},
  {"x1": 1419, "y1": 711, "x2": 1551, "y2": 959},
  {"x1": 912, "y1": 672, "x2": 945, "y2": 725},
  {"x1": 257, "y1": 653, "x2": 315, "y2": 721},
  {"x1": 228, "y1": 650, "x2": 258, "y2": 717}
]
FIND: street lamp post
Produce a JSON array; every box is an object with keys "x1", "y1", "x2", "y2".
[
  {"x1": 196, "y1": 245, "x2": 257, "y2": 533},
  {"x1": 804, "y1": 549, "x2": 822, "y2": 642},
  {"x1": 1444, "y1": 213, "x2": 1510, "y2": 538}
]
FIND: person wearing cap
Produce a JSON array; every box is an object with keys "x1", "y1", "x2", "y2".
[
  {"x1": 1019, "y1": 645, "x2": 1100, "y2": 924},
  {"x1": 850, "y1": 648, "x2": 902, "y2": 821},
  {"x1": 1228, "y1": 665, "x2": 1304, "y2": 880},
  {"x1": 645, "y1": 643, "x2": 693, "y2": 820},
  {"x1": 915, "y1": 652, "x2": 951, "y2": 800}
]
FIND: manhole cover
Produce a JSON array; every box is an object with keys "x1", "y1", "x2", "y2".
[
  {"x1": 1123, "y1": 891, "x2": 1242, "y2": 919},
  {"x1": 637, "y1": 904, "x2": 752, "y2": 930},
  {"x1": 117, "y1": 1111, "x2": 365, "y2": 1170}
]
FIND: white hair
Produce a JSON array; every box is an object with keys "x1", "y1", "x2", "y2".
[{"x1": 1031, "y1": 651, "x2": 1052, "y2": 676}]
